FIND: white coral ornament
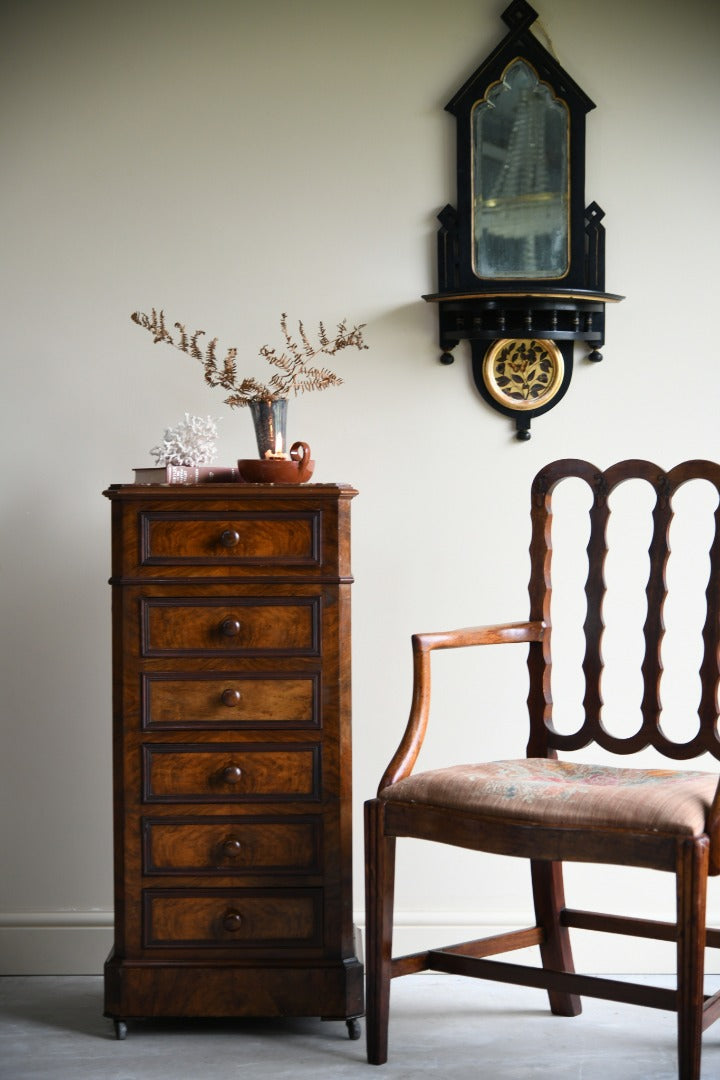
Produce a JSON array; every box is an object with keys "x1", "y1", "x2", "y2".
[{"x1": 150, "y1": 413, "x2": 220, "y2": 466}]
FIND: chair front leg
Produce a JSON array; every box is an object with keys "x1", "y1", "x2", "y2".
[
  {"x1": 365, "y1": 799, "x2": 397, "y2": 1066},
  {"x1": 531, "y1": 859, "x2": 582, "y2": 1017},
  {"x1": 676, "y1": 837, "x2": 709, "y2": 1080}
]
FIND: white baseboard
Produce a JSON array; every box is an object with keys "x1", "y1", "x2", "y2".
[
  {"x1": 1, "y1": 909, "x2": 717, "y2": 976},
  {"x1": 0, "y1": 912, "x2": 114, "y2": 975}
]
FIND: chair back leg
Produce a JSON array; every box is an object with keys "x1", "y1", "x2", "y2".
[
  {"x1": 676, "y1": 838, "x2": 709, "y2": 1080},
  {"x1": 531, "y1": 859, "x2": 582, "y2": 1017},
  {"x1": 365, "y1": 799, "x2": 397, "y2": 1066}
]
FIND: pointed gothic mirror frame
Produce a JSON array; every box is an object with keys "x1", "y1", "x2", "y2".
[{"x1": 424, "y1": 0, "x2": 623, "y2": 439}]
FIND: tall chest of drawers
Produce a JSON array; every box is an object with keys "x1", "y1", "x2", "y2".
[{"x1": 102, "y1": 483, "x2": 363, "y2": 1038}]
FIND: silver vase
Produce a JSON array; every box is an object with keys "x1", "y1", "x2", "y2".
[{"x1": 248, "y1": 398, "x2": 287, "y2": 458}]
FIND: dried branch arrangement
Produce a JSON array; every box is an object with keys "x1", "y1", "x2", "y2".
[{"x1": 131, "y1": 308, "x2": 368, "y2": 407}]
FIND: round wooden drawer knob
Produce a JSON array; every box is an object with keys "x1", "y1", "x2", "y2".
[
  {"x1": 220, "y1": 529, "x2": 240, "y2": 548},
  {"x1": 222, "y1": 910, "x2": 243, "y2": 932},
  {"x1": 220, "y1": 617, "x2": 241, "y2": 637},
  {"x1": 221, "y1": 688, "x2": 242, "y2": 707},
  {"x1": 220, "y1": 837, "x2": 243, "y2": 857},
  {"x1": 221, "y1": 764, "x2": 243, "y2": 784}
]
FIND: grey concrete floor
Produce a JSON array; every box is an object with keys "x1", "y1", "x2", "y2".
[{"x1": 1, "y1": 974, "x2": 719, "y2": 1079}]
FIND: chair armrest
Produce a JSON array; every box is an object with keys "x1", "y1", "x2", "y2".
[
  {"x1": 411, "y1": 620, "x2": 545, "y2": 653},
  {"x1": 377, "y1": 621, "x2": 545, "y2": 792}
]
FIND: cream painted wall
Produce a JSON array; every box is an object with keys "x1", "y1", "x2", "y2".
[{"x1": 1, "y1": 0, "x2": 719, "y2": 975}]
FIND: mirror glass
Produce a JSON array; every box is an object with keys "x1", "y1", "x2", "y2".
[{"x1": 472, "y1": 59, "x2": 569, "y2": 279}]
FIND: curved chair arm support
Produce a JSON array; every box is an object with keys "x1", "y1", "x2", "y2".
[
  {"x1": 706, "y1": 781, "x2": 720, "y2": 875},
  {"x1": 377, "y1": 620, "x2": 545, "y2": 793}
]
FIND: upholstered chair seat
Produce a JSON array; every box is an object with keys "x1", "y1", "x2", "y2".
[{"x1": 379, "y1": 760, "x2": 717, "y2": 841}]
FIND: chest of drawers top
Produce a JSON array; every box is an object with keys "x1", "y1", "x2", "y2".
[{"x1": 104, "y1": 483, "x2": 357, "y2": 582}]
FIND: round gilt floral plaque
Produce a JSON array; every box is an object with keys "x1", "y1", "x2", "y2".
[{"x1": 482, "y1": 338, "x2": 565, "y2": 412}]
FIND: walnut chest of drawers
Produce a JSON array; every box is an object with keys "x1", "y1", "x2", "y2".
[{"x1": 102, "y1": 483, "x2": 363, "y2": 1038}]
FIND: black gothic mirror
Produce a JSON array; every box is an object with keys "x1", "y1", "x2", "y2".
[{"x1": 424, "y1": 0, "x2": 623, "y2": 439}]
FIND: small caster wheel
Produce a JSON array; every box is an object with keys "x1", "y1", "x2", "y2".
[
  {"x1": 346, "y1": 1017, "x2": 361, "y2": 1040},
  {"x1": 114, "y1": 1020, "x2": 128, "y2": 1040}
]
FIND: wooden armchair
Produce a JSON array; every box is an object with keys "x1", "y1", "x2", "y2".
[{"x1": 365, "y1": 459, "x2": 720, "y2": 1080}]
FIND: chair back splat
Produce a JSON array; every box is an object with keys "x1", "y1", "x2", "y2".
[
  {"x1": 365, "y1": 459, "x2": 720, "y2": 1080},
  {"x1": 527, "y1": 458, "x2": 720, "y2": 763}
]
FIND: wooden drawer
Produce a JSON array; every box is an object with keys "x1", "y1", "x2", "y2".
[
  {"x1": 142, "y1": 816, "x2": 321, "y2": 875},
  {"x1": 139, "y1": 511, "x2": 320, "y2": 567},
  {"x1": 141, "y1": 597, "x2": 320, "y2": 656},
  {"x1": 142, "y1": 744, "x2": 320, "y2": 803},
  {"x1": 143, "y1": 888, "x2": 322, "y2": 948},
  {"x1": 142, "y1": 673, "x2": 319, "y2": 730}
]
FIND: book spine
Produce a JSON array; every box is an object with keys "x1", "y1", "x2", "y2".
[
  {"x1": 133, "y1": 466, "x2": 241, "y2": 484},
  {"x1": 166, "y1": 466, "x2": 241, "y2": 483}
]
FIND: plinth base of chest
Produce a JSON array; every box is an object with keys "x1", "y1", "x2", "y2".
[{"x1": 103, "y1": 945, "x2": 364, "y2": 1023}]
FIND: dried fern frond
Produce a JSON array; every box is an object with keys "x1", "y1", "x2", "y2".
[
  {"x1": 131, "y1": 308, "x2": 367, "y2": 408},
  {"x1": 189, "y1": 329, "x2": 205, "y2": 359}
]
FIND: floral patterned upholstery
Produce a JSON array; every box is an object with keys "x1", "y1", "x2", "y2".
[{"x1": 379, "y1": 759, "x2": 718, "y2": 838}]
